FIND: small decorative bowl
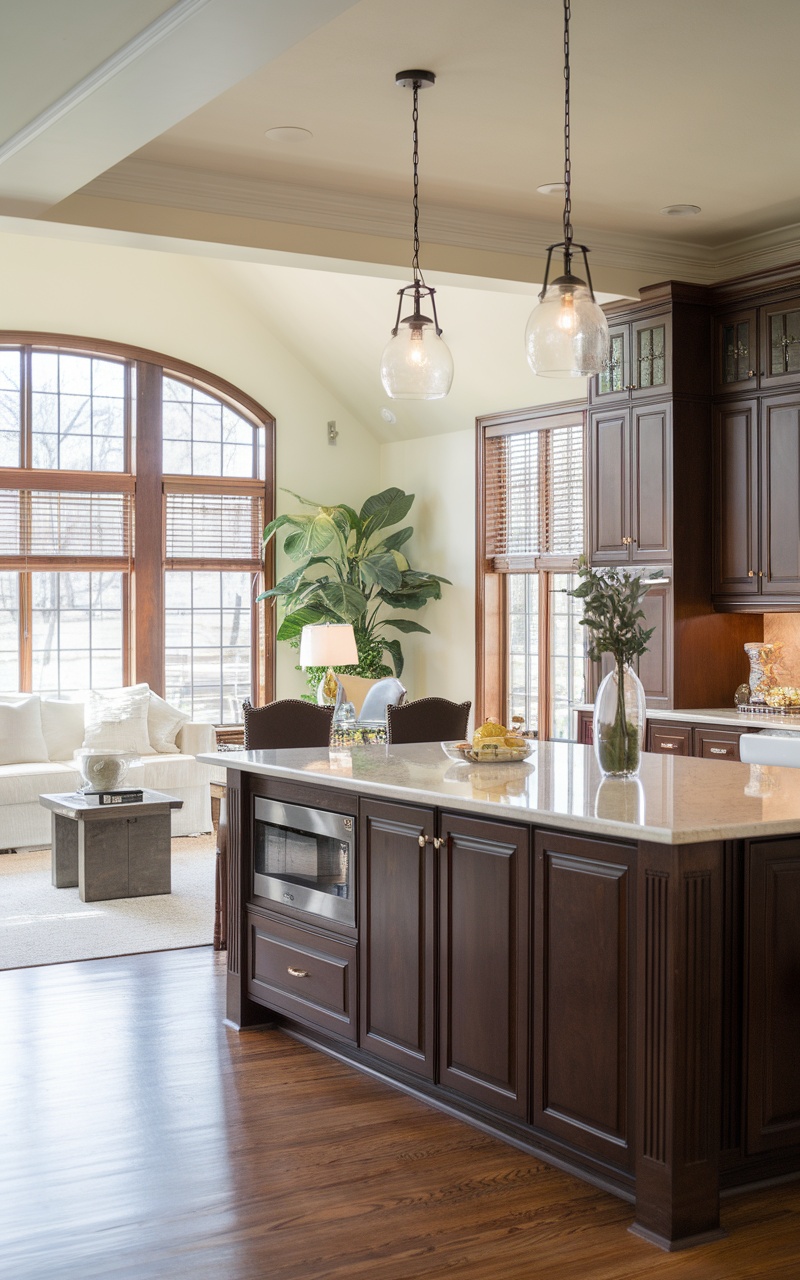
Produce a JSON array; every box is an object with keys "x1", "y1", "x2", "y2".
[
  {"x1": 441, "y1": 740, "x2": 534, "y2": 765},
  {"x1": 74, "y1": 748, "x2": 140, "y2": 792}
]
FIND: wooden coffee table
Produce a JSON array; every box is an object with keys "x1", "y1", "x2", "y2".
[{"x1": 39, "y1": 790, "x2": 184, "y2": 903}]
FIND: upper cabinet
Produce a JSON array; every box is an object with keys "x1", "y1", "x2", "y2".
[
  {"x1": 761, "y1": 296, "x2": 800, "y2": 389},
  {"x1": 587, "y1": 401, "x2": 672, "y2": 565},
  {"x1": 591, "y1": 312, "x2": 672, "y2": 404},
  {"x1": 714, "y1": 308, "x2": 758, "y2": 394}
]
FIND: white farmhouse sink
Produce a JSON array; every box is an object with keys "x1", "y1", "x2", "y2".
[{"x1": 739, "y1": 732, "x2": 800, "y2": 767}]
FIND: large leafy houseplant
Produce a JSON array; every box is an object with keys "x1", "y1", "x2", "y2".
[
  {"x1": 568, "y1": 558, "x2": 662, "y2": 775},
  {"x1": 258, "y1": 487, "x2": 449, "y2": 691}
]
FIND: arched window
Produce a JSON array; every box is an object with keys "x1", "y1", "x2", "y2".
[{"x1": 0, "y1": 335, "x2": 275, "y2": 724}]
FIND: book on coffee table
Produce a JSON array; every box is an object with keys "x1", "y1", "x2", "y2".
[{"x1": 83, "y1": 789, "x2": 144, "y2": 805}]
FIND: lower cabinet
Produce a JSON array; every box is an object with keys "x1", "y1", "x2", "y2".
[
  {"x1": 647, "y1": 721, "x2": 692, "y2": 756},
  {"x1": 359, "y1": 799, "x2": 530, "y2": 1118},
  {"x1": 358, "y1": 799, "x2": 436, "y2": 1078},
  {"x1": 438, "y1": 811, "x2": 530, "y2": 1118},
  {"x1": 247, "y1": 912, "x2": 358, "y2": 1042},
  {"x1": 532, "y1": 830, "x2": 636, "y2": 1170}
]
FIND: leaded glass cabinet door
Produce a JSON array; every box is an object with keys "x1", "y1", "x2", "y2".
[
  {"x1": 761, "y1": 296, "x2": 800, "y2": 389},
  {"x1": 591, "y1": 323, "x2": 630, "y2": 401},
  {"x1": 714, "y1": 309, "x2": 757, "y2": 394},
  {"x1": 630, "y1": 313, "x2": 671, "y2": 398}
]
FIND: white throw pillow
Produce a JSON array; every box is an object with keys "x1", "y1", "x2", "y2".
[
  {"x1": 0, "y1": 696, "x2": 50, "y2": 765},
  {"x1": 41, "y1": 698, "x2": 86, "y2": 761},
  {"x1": 148, "y1": 692, "x2": 188, "y2": 754},
  {"x1": 82, "y1": 683, "x2": 154, "y2": 755}
]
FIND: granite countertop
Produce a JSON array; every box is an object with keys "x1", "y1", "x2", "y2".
[
  {"x1": 198, "y1": 739, "x2": 800, "y2": 847},
  {"x1": 574, "y1": 704, "x2": 800, "y2": 732}
]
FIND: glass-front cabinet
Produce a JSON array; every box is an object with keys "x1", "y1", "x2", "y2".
[
  {"x1": 761, "y1": 296, "x2": 800, "y2": 388},
  {"x1": 591, "y1": 312, "x2": 671, "y2": 402},
  {"x1": 714, "y1": 308, "x2": 757, "y2": 393}
]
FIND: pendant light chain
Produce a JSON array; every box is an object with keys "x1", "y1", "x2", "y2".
[
  {"x1": 562, "y1": 0, "x2": 573, "y2": 266},
  {"x1": 411, "y1": 80, "x2": 423, "y2": 284}
]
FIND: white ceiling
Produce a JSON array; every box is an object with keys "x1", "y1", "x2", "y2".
[{"x1": 3, "y1": 0, "x2": 800, "y2": 439}]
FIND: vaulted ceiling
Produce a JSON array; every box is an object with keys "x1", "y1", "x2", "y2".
[{"x1": 3, "y1": 0, "x2": 799, "y2": 438}]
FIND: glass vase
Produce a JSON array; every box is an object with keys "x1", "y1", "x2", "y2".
[{"x1": 593, "y1": 663, "x2": 646, "y2": 778}]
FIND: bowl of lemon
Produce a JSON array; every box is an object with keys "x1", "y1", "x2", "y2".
[{"x1": 442, "y1": 717, "x2": 534, "y2": 765}]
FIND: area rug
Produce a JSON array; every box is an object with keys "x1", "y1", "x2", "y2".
[{"x1": 0, "y1": 833, "x2": 217, "y2": 970}]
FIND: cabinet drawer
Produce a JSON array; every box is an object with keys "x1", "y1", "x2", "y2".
[
  {"x1": 694, "y1": 728, "x2": 742, "y2": 762},
  {"x1": 647, "y1": 723, "x2": 692, "y2": 756},
  {"x1": 247, "y1": 913, "x2": 357, "y2": 1041}
]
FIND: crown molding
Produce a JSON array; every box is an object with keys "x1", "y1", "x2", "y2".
[
  {"x1": 0, "y1": 1, "x2": 212, "y2": 165},
  {"x1": 81, "y1": 157, "x2": 800, "y2": 285}
]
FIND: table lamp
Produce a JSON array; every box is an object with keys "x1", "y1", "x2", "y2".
[{"x1": 299, "y1": 623, "x2": 359, "y2": 704}]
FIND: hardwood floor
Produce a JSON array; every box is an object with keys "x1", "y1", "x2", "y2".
[{"x1": 2, "y1": 948, "x2": 799, "y2": 1279}]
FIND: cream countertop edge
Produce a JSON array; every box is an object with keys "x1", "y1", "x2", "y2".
[{"x1": 198, "y1": 740, "x2": 800, "y2": 848}]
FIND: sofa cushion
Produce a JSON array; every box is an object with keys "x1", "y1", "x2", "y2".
[
  {"x1": 147, "y1": 692, "x2": 188, "y2": 754},
  {"x1": 0, "y1": 697, "x2": 50, "y2": 766},
  {"x1": 41, "y1": 698, "x2": 86, "y2": 761},
  {"x1": 83, "y1": 683, "x2": 153, "y2": 755},
  {"x1": 128, "y1": 754, "x2": 213, "y2": 791},
  {"x1": 0, "y1": 761, "x2": 80, "y2": 806}
]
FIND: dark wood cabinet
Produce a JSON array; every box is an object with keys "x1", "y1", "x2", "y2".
[
  {"x1": 358, "y1": 799, "x2": 436, "y2": 1078},
  {"x1": 247, "y1": 912, "x2": 357, "y2": 1041},
  {"x1": 587, "y1": 402, "x2": 672, "y2": 565},
  {"x1": 591, "y1": 312, "x2": 671, "y2": 403},
  {"x1": 760, "y1": 295, "x2": 800, "y2": 389},
  {"x1": 647, "y1": 720, "x2": 692, "y2": 756},
  {"x1": 745, "y1": 837, "x2": 800, "y2": 1153},
  {"x1": 714, "y1": 393, "x2": 800, "y2": 605},
  {"x1": 438, "y1": 810, "x2": 530, "y2": 1118},
  {"x1": 714, "y1": 308, "x2": 758, "y2": 394},
  {"x1": 533, "y1": 830, "x2": 636, "y2": 1169},
  {"x1": 694, "y1": 727, "x2": 742, "y2": 762}
]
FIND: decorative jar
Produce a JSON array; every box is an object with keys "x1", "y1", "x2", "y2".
[
  {"x1": 744, "y1": 642, "x2": 781, "y2": 705},
  {"x1": 592, "y1": 663, "x2": 646, "y2": 777},
  {"x1": 74, "y1": 748, "x2": 139, "y2": 793}
]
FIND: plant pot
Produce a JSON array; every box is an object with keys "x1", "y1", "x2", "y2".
[{"x1": 593, "y1": 663, "x2": 646, "y2": 778}]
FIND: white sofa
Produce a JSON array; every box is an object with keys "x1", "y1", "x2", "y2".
[{"x1": 0, "y1": 687, "x2": 218, "y2": 851}]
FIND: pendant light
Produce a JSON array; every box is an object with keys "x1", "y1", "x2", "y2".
[
  {"x1": 380, "y1": 70, "x2": 454, "y2": 400},
  {"x1": 525, "y1": 1, "x2": 609, "y2": 378}
]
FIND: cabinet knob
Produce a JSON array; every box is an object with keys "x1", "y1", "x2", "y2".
[
  {"x1": 748, "y1": 570, "x2": 754, "y2": 577},
  {"x1": 758, "y1": 570, "x2": 763, "y2": 577},
  {"x1": 747, "y1": 370, "x2": 755, "y2": 378},
  {"x1": 626, "y1": 382, "x2": 636, "y2": 391},
  {"x1": 287, "y1": 967, "x2": 310, "y2": 979}
]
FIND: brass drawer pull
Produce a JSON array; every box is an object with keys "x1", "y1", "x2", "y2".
[
  {"x1": 709, "y1": 747, "x2": 728, "y2": 755},
  {"x1": 661, "y1": 741, "x2": 678, "y2": 749},
  {"x1": 287, "y1": 967, "x2": 310, "y2": 978}
]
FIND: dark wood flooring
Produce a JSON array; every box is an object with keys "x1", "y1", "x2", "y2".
[{"x1": 2, "y1": 947, "x2": 799, "y2": 1279}]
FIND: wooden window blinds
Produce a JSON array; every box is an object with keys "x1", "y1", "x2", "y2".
[{"x1": 483, "y1": 410, "x2": 584, "y2": 571}]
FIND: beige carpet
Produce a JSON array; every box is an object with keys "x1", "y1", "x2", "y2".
[{"x1": 0, "y1": 833, "x2": 217, "y2": 970}]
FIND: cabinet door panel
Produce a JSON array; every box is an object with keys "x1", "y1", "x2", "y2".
[
  {"x1": 714, "y1": 309, "x2": 758, "y2": 394},
  {"x1": 592, "y1": 323, "x2": 630, "y2": 401},
  {"x1": 439, "y1": 812, "x2": 529, "y2": 1117},
  {"x1": 746, "y1": 839, "x2": 800, "y2": 1152},
  {"x1": 631, "y1": 312, "x2": 671, "y2": 398},
  {"x1": 359, "y1": 800, "x2": 435, "y2": 1078},
  {"x1": 694, "y1": 728, "x2": 742, "y2": 762},
  {"x1": 631, "y1": 403, "x2": 671, "y2": 562},
  {"x1": 713, "y1": 400, "x2": 760, "y2": 596},
  {"x1": 761, "y1": 396, "x2": 800, "y2": 595},
  {"x1": 588, "y1": 409, "x2": 630, "y2": 564},
  {"x1": 533, "y1": 832, "x2": 635, "y2": 1169},
  {"x1": 760, "y1": 297, "x2": 800, "y2": 389},
  {"x1": 646, "y1": 722, "x2": 692, "y2": 755},
  {"x1": 636, "y1": 584, "x2": 672, "y2": 706}
]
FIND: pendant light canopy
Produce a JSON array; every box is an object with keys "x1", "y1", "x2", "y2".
[
  {"x1": 525, "y1": 1, "x2": 609, "y2": 378},
  {"x1": 380, "y1": 70, "x2": 453, "y2": 400}
]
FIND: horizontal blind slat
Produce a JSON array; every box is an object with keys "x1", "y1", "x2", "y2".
[
  {"x1": 0, "y1": 488, "x2": 131, "y2": 560},
  {"x1": 484, "y1": 419, "x2": 584, "y2": 565},
  {"x1": 164, "y1": 490, "x2": 264, "y2": 565}
]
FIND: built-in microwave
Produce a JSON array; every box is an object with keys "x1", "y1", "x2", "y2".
[{"x1": 252, "y1": 795, "x2": 355, "y2": 927}]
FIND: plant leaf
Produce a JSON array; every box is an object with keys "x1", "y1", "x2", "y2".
[
  {"x1": 377, "y1": 525, "x2": 414, "y2": 552},
  {"x1": 360, "y1": 551, "x2": 403, "y2": 592},
  {"x1": 381, "y1": 637, "x2": 404, "y2": 678},
  {"x1": 283, "y1": 513, "x2": 339, "y2": 561},
  {"x1": 360, "y1": 488, "x2": 415, "y2": 540},
  {"x1": 379, "y1": 618, "x2": 430, "y2": 634},
  {"x1": 276, "y1": 605, "x2": 331, "y2": 641}
]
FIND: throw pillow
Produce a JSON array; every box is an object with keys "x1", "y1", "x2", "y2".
[
  {"x1": 41, "y1": 698, "x2": 86, "y2": 761},
  {"x1": 148, "y1": 692, "x2": 188, "y2": 754},
  {"x1": 0, "y1": 696, "x2": 50, "y2": 765},
  {"x1": 82, "y1": 683, "x2": 154, "y2": 755}
]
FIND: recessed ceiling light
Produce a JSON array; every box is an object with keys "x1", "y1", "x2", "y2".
[
  {"x1": 537, "y1": 182, "x2": 566, "y2": 196},
  {"x1": 659, "y1": 204, "x2": 701, "y2": 217},
  {"x1": 264, "y1": 126, "x2": 313, "y2": 144},
  {"x1": 380, "y1": 407, "x2": 397, "y2": 424}
]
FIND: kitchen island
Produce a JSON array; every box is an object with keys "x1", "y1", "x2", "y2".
[{"x1": 200, "y1": 740, "x2": 800, "y2": 1252}]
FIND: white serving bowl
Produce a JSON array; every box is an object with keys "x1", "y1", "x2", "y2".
[{"x1": 74, "y1": 748, "x2": 140, "y2": 792}]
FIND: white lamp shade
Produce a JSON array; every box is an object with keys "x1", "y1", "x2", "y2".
[
  {"x1": 380, "y1": 323, "x2": 454, "y2": 400},
  {"x1": 525, "y1": 279, "x2": 610, "y2": 378},
  {"x1": 299, "y1": 623, "x2": 359, "y2": 668}
]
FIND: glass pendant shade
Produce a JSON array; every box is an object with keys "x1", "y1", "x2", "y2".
[
  {"x1": 380, "y1": 317, "x2": 454, "y2": 400},
  {"x1": 525, "y1": 274, "x2": 610, "y2": 378}
]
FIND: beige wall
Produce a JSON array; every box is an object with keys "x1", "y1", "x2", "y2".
[
  {"x1": 380, "y1": 430, "x2": 475, "y2": 715},
  {"x1": 0, "y1": 228, "x2": 382, "y2": 698}
]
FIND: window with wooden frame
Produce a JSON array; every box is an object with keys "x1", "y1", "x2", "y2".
[
  {"x1": 0, "y1": 337, "x2": 275, "y2": 724},
  {"x1": 476, "y1": 404, "x2": 587, "y2": 739}
]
